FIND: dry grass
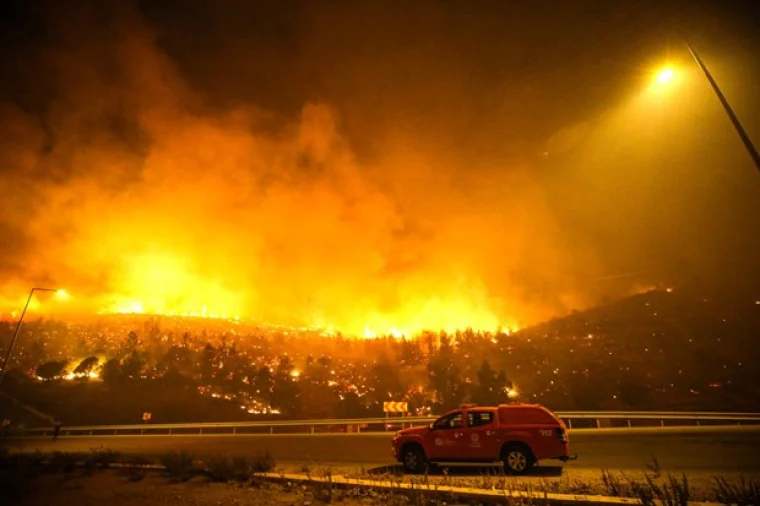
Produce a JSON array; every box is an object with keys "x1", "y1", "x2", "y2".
[
  {"x1": 1, "y1": 446, "x2": 759, "y2": 505},
  {"x1": 285, "y1": 461, "x2": 759, "y2": 505},
  {"x1": 202, "y1": 451, "x2": 276, "y2": 482}
]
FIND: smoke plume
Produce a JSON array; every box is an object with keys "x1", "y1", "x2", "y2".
[{"x1": 2, "y1": 1, "x2": 757, "y2": 334}]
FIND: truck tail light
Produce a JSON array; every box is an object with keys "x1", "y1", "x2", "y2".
[{"x1": 555, "y1": 427, "x2": 567, "y2": 442}]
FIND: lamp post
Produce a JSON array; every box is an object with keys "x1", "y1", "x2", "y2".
[
  {"x1": 0, "y1": 287, "x2": 65, "y2": 386},
  {"x1": 683, "y1": 38, "x2": 760, "y2": 174}
]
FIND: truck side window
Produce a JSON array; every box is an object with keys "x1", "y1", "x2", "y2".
[
  {"x1": 433, "y1": 412, "x2": 463, "y2": 430},
  {"x1": 467, "y1": 411, "x2": 494, "y2": 427}
]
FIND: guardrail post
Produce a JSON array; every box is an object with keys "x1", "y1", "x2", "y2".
[
  {"x1": 90, "y1": 430, "x2": 94, "y2": 435},
  {"x1": 311, "y1": 425, "x2": 315, "y2": 434},
  {"x1": 357, "y1": 424, "x2": 361, "y2": 434},
  {"x1": 627, "y1": 419, "x2": 631, "y2": 428},
  {"x1": 114, "y1": 430, "x2": 118, "y2": 435},
  {"x1": 596, "y1": 419, "x2": 601, "y2": 428},
  {"x1": 233, "y1": 427, "x2": 237, "y2": 435},
  {"x1": 660, "y1": 419, "x2": 665, "y2": 427},
  {"x1": 567, "y1": 419, "x2": 572, "y2": 429},
  {"x1": 169, "y1": 429, "x2": 173, "y2": 435},
  {"x1": 140, "y1": 428, "x2": 144, "y2": 435},
  {"x1": 270, "y1": 426, "x2": 273, "y2": 434},
  {"x1": 199, "y1": 428, "x2": 203, "y2": 435}
]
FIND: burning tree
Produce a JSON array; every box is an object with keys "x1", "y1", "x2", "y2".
[{"x1": 72, "y1": 356, "x2": 100, "y2": 379}]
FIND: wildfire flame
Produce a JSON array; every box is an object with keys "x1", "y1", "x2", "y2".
[
  {"x1": 0, "y1": 4, "x2": 603, "y2": 336},
  {"x1": 99, "y1": 250, "x2": 246, "y2": 320},
  {"x1": 0, "y1": 247, "x2": 514, "y2": 337}
]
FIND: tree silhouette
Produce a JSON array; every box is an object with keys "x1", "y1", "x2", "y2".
[
  {"x1": 299, "y1": 379, "x2": 337, "y2": 419},
  {"x1": 300, "y1": 356, "x2": 339, "y2": 417},
  {"x1": 22, "y1": 338, "x2": 46, "y2": 370},
  {"x1": 427, "y1": 334, "x2": 465, "y2": 410},
  {"x1": 161, "y1": 368, "x2": 193, "y2": 390},
  {"x1": 271, "y1": 356, "x2": 300, "y2": 417},
  {"x1": 121, "y1": 331, "x2": 140, "y2": 355},
  {"x1": 199, "y1": 343, "x2": 216, "y2": 383},
  {"x1": 399, "y1": 339, "x2": 423, "y2": 366},
  {"x1": 251, "y1": 366, "x2": 274, "y2": 406},
  {"x1": 337, "y1": 391, "x2": 367, "y2": 418},
  {"x1": 473, "y1": 360, "x2": 511, "y2": 405},
  {"x1": 73, "y1": 356, "x2": 99, "y2": 378},
  {"x1": 159, "y1": 346, "x2": 195, "y2": 375},
  {"x1": 121, "y1": 351, "x2": 145, "y2": 380},
  {"x1": 102, "y1": 358, "x2": 123, "y2": 386},
  {"x1": 368, "y1": 359, "x2": 405, "y2": 413},
  {"x1": 36, "y1": 360, "x2": 68, "y2": 381}
]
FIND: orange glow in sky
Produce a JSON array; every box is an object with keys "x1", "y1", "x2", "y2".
[{"x1": 3, "y1": 4, "x2": 673, "y2": 336}]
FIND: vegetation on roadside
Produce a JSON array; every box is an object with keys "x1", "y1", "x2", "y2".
[
  {"x1": 87, "y1": 446, "x2": 121, "y2": 468},
  {"x1": 0, "y1": 443, "x2": 759, "y2": 505},
  {"x1": 203, "y1": 452, "x2": 276, "y2": 482},
  {"x1": 159, "y1": 450, "x2": 196, "y2": 481}
]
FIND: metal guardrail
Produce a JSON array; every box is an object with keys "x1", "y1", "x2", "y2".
[
  {"x1": 8, "y1": 411, "x2": 760, "y2": 438},
  {"x1": 556, "y1": 411, "x2": 760, "y2": 429}
]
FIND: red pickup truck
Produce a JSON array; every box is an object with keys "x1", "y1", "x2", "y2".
[{"x1": 391, "y1": 403, "x2": 576, "y2": 474}]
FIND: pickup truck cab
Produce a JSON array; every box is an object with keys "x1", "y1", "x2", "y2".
[{"x1": 391, "y1": 403, "x2": 576, "y2": 474}]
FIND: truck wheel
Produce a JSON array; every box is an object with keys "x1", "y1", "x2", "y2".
[
  {"x1": 502, "y1": 444, "x2": 535, "y2": 475},
  {"x1": 401, "y1": 445, "x2": 427, "y2": 474}
]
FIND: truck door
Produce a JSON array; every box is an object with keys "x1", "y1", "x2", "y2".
[
  {"x1": 425, "y1": 411, "x2": 466, "y2": 460},
  {"x1": 461, "y1": 410, "x2": 500, "y2": 460}
]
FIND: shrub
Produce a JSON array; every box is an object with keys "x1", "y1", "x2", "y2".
[
  {"x1": 204, "y1": 452, "x2": 276, "y2": 482},
  {"x1": 713, "y1": 476, "x2": 760, "y2": 506},
  {"x1": 205, "y1": 455, "x2": 236, "y2": 482},
  {"x1": 645, "y1": 456, "x2": 662, "y2": 478},
  {"x1": 628, "y1": 478, "x2": 656, "y2": 506},
  {"x1": 160, "y1": 451, "x2": 196, "y2": 479},
  {"x1": 89, "y1": 446, "x2": 121, "y2": 468},
  {"x1": 250, "y1": 451, "x2": 275, "y2": 473},
  {"x1": 0, "y1": 449, "x2": 45, "y2": 474},
  {"x1": 645, "y1": 473, "x2": 690, "y2": 506},
  {"x1": 123, "y1": 456, "x2": 153, "y2": 482},
  {"x1": 600, "y1": 469, "x2": 627, "y2": 497},
  {"x1": 48, "y1": 451, "x2": 80, "y2": 474}
]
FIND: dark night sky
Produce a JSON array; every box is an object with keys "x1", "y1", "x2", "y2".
[
  {"x1": 0, "y1": 0, "x2": 758, "y2": 327},
  {"x1": 3, "y1": 1, "x2": 758, "y2": 157}
]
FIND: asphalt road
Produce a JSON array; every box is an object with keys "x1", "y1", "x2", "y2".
[{"x1": 6, "y1": 426, "x2": 760, "y2": 474}]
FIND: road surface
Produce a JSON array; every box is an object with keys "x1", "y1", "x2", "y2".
[{"x1": 6, "y1": 426, "x2": 760, "y2": 474}]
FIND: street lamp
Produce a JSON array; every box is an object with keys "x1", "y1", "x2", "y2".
[
  {"x1": 655, "y1": 67, "x2": 675, "y2": 85},
  {"x1": 682, "y1": 39, "x2": 760, "y2": 174},
  {"x1": 644, "y1": 43, "x2": 760, "y2": 175},
  {"x1": 0, "y1": 287, "x2": 67, "y2": 386}
]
